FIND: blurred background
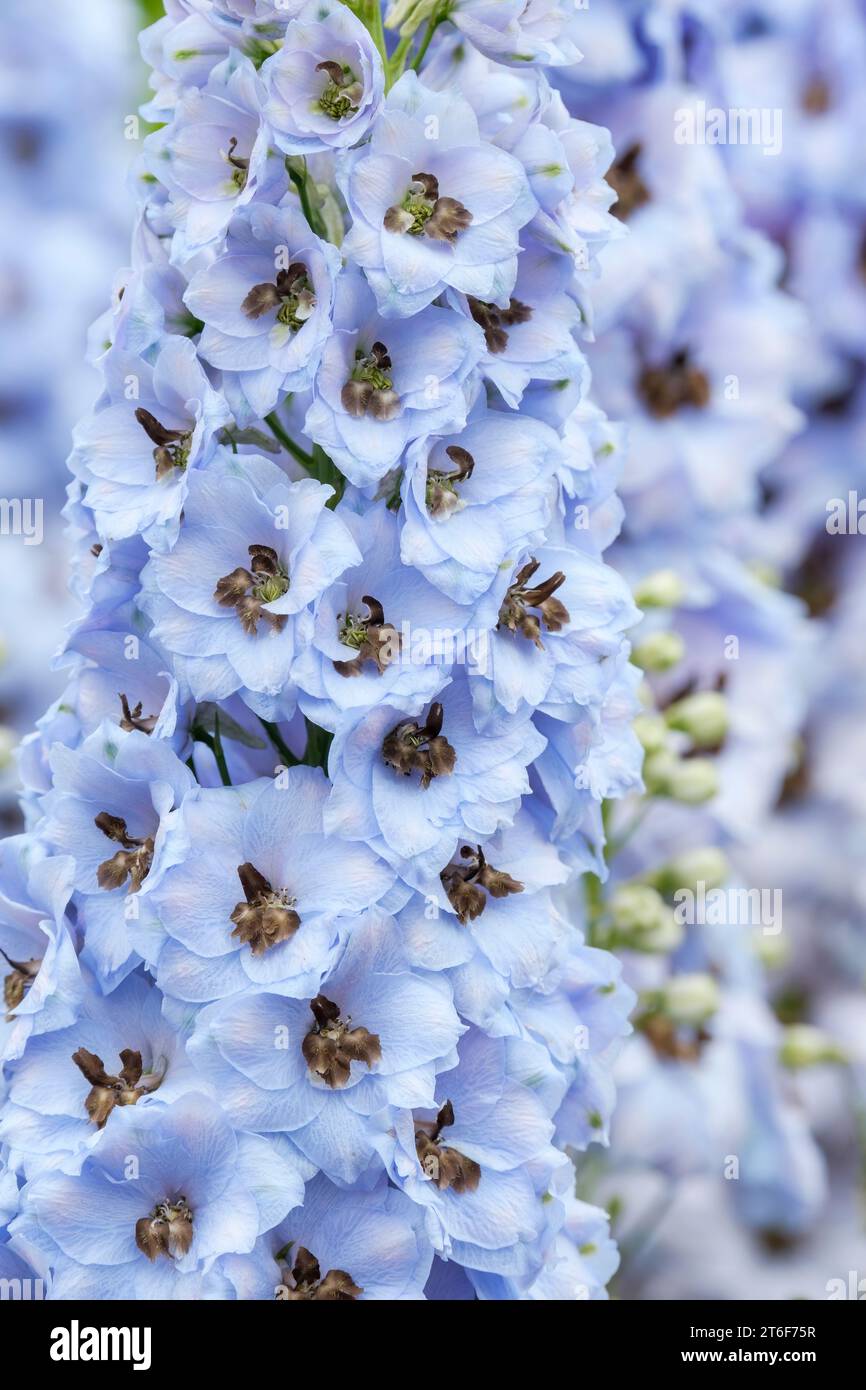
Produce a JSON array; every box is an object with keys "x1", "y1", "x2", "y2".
[
  {"x1": 0, "y1": 0, "x2": 142, "y2": 817},
  {"x1": 0, "y1": 0, "x2": 864, "y2": 1301}
]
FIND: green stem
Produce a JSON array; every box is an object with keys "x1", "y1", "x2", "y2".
[
  {"x1": 257, "y1": 715, "x2": 331, "y2": 773},
  {"x1": 257, "y1": 717, "x2": 302, "y2": 767},
  {"x1": 411, "y1": 8, "x2": 444, "y2": 71},
  {"x1": 311, "y1": 444, "x2": 346, "y2": 508},
  {"x1": 264, "y1": 414, "x2": 345, "y2": 508},
  {"x1": 387, "y1": 31, "x2": 414, "y2": 88},
  {"x1": 304, "y1": 717, "x2": 334, "y2": 772},
  {"x1": 287, "y1": 160, "x2": 328, "y2": 240},
  {"x1": 191, "y1": 721, "x2": 232, "y2": 787},
  {"x1": 366, "y1": 0, "x2": 389, "y2": 66},
  {"x1": 211, "y1": 709, "x2": 232, "y2": 787},
  {"x1": 264, "y1": 412, "x2": 314, "y2": 468}
]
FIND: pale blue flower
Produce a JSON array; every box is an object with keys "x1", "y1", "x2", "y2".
[{"x1": 341, "y1": 72, "x2": 535, "y2": 317}]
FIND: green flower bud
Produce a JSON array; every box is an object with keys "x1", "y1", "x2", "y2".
[
  {"x1": 665, "y1": 691, "x2": 728, "y2": 748},
  {"x1": 633, "y1": 568, "x2": 686, "y2": 609},
  {"x1": 633, "y1": 712, "x2": 668, "y2": 754},
  {"x1": 649, "y1": 847, "x2": 730, "y2": 895},
  {"x1": 755, "y1": 933, "x2": 791, "y2": 970},
  {"x1": 631, "y1": 630, "x2": 685, "y2": 672},
  {"x1": 605, "y1": 884, "x2": 683, "y2": 953},
  {"x1": 779, "y1": 1024, "x2": 847, "y2": 1070},
  {"x1": 660, "y1": 973, "x2": 720, "y2": 1026},
  {"x1": 609, "y1": 884, "x2": 667, "y2": 934},
  {"x1": 0, "y1": 726, "x2": 16, "y2": 772},
  {"x1": 643, "y1": 750, "x2": 718, "y2": 803}
]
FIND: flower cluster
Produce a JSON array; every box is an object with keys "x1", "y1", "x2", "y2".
[
  {"x1": 1, "y1": 0, "x2": 645, "y2": 1300},
  {"x1": 547, "y1": 0, "x2": 865, "y2": 1298}
]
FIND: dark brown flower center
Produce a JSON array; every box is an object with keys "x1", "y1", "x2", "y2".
[
  {"x1": 71, "y1": 1046, "x2": 165, "y2": 1128},
  {"x1": 301, "y1": 993, "x2": 381, "y2": 1090},
  {"x1": 135, "y1": 407, "x2": 192, "y2": 479},
  {"x1": 334, "y1": 594, "x2": 400, "y2": 678},
  {"x1": 468, "y1": 296, "x2": 532, "y2": 354},
  {"x1": 214, "y1": 544, "x2": 289, "y2": 636},
  {"x1": 637, "y1": 348, "x2": 711, "y2": 418},
  {"x1": 94, "y1": 812, "x2": 154, "y2": 893},
  {"x1": 384, "y1": 171, "x2": 472, "y2": 242},
  {"x1": 341, "y1": 341, "x2": 400, "y2": 421},
  {"x1": 425, "y1": 445, "x2": 474, "y2": 519},
  {"x1": 1, "y1": 949, "x2": 40, "y2": 1017},
  {"x1": 240, "y1": 260, "x2": 315, "y2": 331},
  {"x1": 607, "y1": 142, "x2": 651, "y2": 222},
  {"x1": 135, "y1": 1196, "x2": 194, "y2": 1262},
  {"x1": 230, "y1": 861, "x2": 300, "y2": 955},
  {"x1": 498, "y1": 557, "x2": 569, "y2": 648},
  {"x1": 118, "y1": 693, "x2": 158, "y2": 735},
  {"x1": 277, "y1": 1244, "x2": 362, "y2": 1300},
  {"x1": 440, "y1": 844, "x2": 524, "y2": 924},
  {"x1": 381, "y1": 700, "x2": 456, "y2": 788},
  {"x1": 414, "y1": 1100, "x2": 481, "y2": 1193}
]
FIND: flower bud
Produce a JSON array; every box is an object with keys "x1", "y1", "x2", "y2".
[
  {"x1": 649, "y1": 847, "x2": 729, "y2": 895},
  {"x1": 665, "y1": 691, "x2": 728, "y2": 748},
  {"x1": 609, "y1": 883, "x2": 667, "y2": 935},
  {"x1": 779, "y1": 1024, "x2": 847, "y2": 1070},
  {"x1": 754, "y1": 933, "x2": 790, "y2": 970},
  {"x1": 605, "y1": 884, "x2": 684, "y2": 953},
  {"x1": 631, "y1": 629, "x2": 685, "y2": 672},
  {"x1": 633, "y1": 712, "x2": 668, "y2": 753},
  {"x1": 0, "y1": 726, "x2": 14, "y2": 772},
  {"x1": 643, "y1": 750, "x2": 719, "y2": 803},
  {"x1": 660, "y1": 973, "x2": 720, "y2": 1026},
  {"x1": 633, "y1": 568, "x2": 686, "y2": 609}
]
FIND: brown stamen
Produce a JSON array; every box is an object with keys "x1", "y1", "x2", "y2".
[
  {"x1": 135, "y1": 407, "x2": 192, "y2": 480},
  {"x1": 638, "y1": 348, "x2": 711, "y2": 418},
  {"x1": 414, "y1": 1100, "x2": 481, "y2": 1193},
  {"x1": 135, "y1": 1196, "x2": 193, "y2": 1261},
  {"x1": 607, "y1": 142, "x2": 651, "y2": 221},
  {"x1": 381, "y1": 701, "x2": 456, "y2": 788},
  {"x1": 94, "y1": 812, "x2": 154, "y2": 893},
  {"x1": 640, "y1": 1014, "x2": 709, "y2": 1062},
  {"x1": 440, "y1": 844, "x2": 524, "y2": 924},
  {"x1": 72, "y1": 1046, "x2": 165, "y2": 1128},
  {"x1": 301, "y1": 993, "x2": 381, "y2": 1090},
  {"x1": 384, "y1": 171, "x2": 472, "y2": 241},
  {"x1": 277, "y1": 1244, "x2": 362, "y2": 1300},
  {"x1": 498, "y1": 558, "x2": 569, "y2": 649},
  {"x1": 225, "y1": 134, "x2": 249, "y2": 189},
  {"x1": 425, "y1": 444, "x2": 474, "y2": 519},
  {"x1": 468, "y1": 296, "x2": 532, "y2": 354},
  {"x1": 118, "y1": 693, "x2": 158, "y2": 735},
  {"x1": 230, "y1": 862, "x2": 300, "y2": 955},
  {"x1": 334, "y1": 594, "x2": 400, "y2": 678},
  {"x1": 801, "y1": 77, "x2": 831, "y2": 114},
  {"x1": 1, "y1": 948, "x2": 40, "y2": 1017},
  {"x1": 240, "y1": 261, "x2": 315, "y2": 331},
  {"x1": 340, "y1": 341, "x2": 400, "y2": 421},
  {"x1": 214, "y1": 544, "x2": 289, "y2": 636}
]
